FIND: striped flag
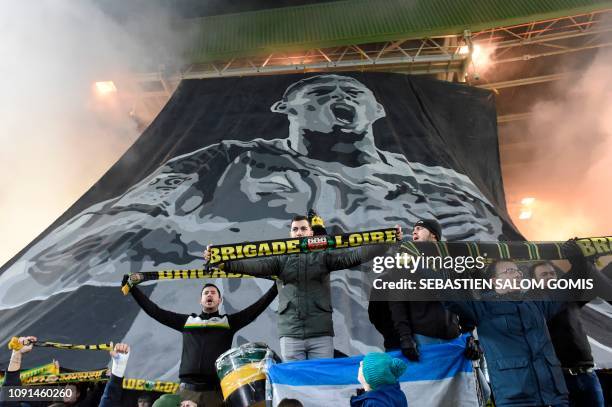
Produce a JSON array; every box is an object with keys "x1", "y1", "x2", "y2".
[{"x1": 269, "y1": 335, "x2": 479, "y2": 407}]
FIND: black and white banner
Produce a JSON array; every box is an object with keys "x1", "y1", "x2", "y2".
[{"x1": 4, "y1": 72, "x2": 603, "y2": 378}]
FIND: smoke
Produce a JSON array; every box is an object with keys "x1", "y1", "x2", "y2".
[
  {"x1": 505, "y1": 48, "x2": 612, "y2": 240},
  {"x1": 0, "y1": 1, "x2": 191, "y2": 266},
  {"x1": 466, "y1": 43, "x2": 497, "y2": 78}
]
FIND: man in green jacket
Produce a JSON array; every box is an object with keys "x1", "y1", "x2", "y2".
[{"x1": 205, "y1": 215, "x2": 400, "y2": 361}]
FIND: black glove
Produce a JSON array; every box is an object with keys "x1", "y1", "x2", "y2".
[
  {"x1": 464, "y1": 335, "x2": 483, "y2": 361},
  {"x1": 562, "y1": 238, "x2": 587, "y2": 271},
  {"x1": 400, "y1": 336, "x2": 420, "y2": 361}
]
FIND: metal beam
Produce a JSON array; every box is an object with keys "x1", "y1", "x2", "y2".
[
  {"x1": 494, "y1": 41, "x2": 612, "y2": 64},
  {"x1": 493, "y1": 26, "x2": 612, "y2": 49},
  {"x1": 174, "y1": 53, "x2": 467, "y2": 80},
  {"x1": 497, "y1": 113, "x2": 533, "y2": 123},
  {"x1": 478, "y1": 72, "x2": 571, "y2": 90}
]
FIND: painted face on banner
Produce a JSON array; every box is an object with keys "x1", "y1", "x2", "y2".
[{"x1": 272, "y1": 75, "x2": 386, "y2": 135}]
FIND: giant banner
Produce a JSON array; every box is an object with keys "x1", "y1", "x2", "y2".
[{"x1": 0, "y1": 72, "x2": 522, "y2": 378}]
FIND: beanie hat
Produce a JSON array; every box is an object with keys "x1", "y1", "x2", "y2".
[
  {"x1": 414, "y1": 219, "x2": 442, "y2": 240},
  {"x1": 362, "y1": 352, "x2": 407, "y2": 390},
  {"x1": 308, "y1": 209, "x2": 327, "y2": 236},
  {"x1": 152, "y1": 394, "x2": 181, "y2": 407}
]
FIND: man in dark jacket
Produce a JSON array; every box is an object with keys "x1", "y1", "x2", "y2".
[
  {"x1": 530, "y1": 261, "x2": 605, "y2": 407},
  {"x1": 128, "y1": 279, "x2": 277, "y2": 407},
  {"x1": 206, "y1": 215, "x2": 400, "y2": 361},
  {"x1": 444, "y1": 245, "x2": 590, "y2": 407},
  {"x1": 369, "y1": 218, "x2": 488, "y2": 402},
  {"x1": 445, "y1": 259, "x2": 569, "y2": 407},
  {"x1": 387, "y1": 219, "x2": 464, "y2": 360}
]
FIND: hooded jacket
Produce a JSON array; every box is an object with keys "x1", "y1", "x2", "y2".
[
  {"x1": 445, "y1": 295, "x2": 568, "y2": 407},
  {"x1": 350, "y1": 383, "x2": 408, "y2": 407}
]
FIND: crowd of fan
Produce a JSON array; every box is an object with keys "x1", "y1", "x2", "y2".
[
  {"x1": 2, "y1": 214, "x2": 611, "y2": 407},
  {"x1": 1, "y1": 338, "x2": 408, "y2": 407}
]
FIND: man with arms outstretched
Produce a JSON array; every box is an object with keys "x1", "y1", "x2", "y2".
[
  {"x1": 127, "y1": 279, "x2": 277, "y2": 407},
  {"x1": 205, "y1": 215, "x2": 401, "y2": 361}
]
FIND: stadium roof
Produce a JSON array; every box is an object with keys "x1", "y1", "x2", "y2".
[{"x1": 184, "y1": 0, "x2": 612, "y2": 62}]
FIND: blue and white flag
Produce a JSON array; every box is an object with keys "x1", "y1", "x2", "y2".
[{"x1": 269, "y1": 335, "x2": 479, "y2": 407}]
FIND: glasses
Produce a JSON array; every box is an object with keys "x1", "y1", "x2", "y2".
[{"x1": 496, "y1": 268, "x2": 523, "y2": 277}]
